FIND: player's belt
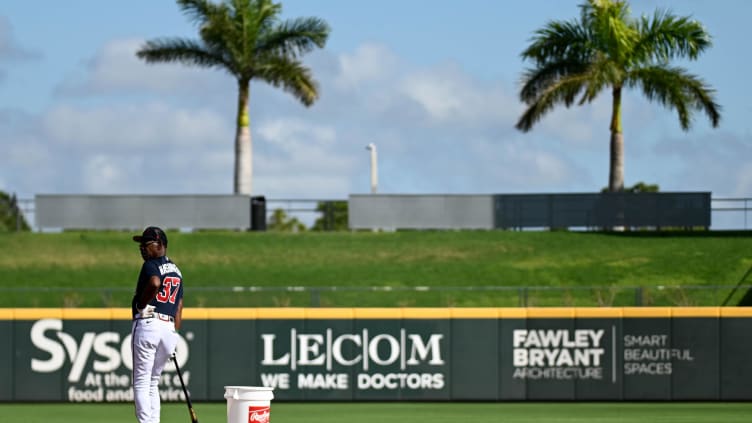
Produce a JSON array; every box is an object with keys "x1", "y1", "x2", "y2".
[{"x1": 135, "y1": 312, "x2": 175, "y2": 322}]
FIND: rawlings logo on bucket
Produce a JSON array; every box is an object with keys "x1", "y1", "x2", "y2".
[{"x1": 248, "y1": 406, "x2": 270, "y2": 423}]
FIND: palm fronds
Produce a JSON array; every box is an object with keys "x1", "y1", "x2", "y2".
[
  {"x1": 517, "y1": 0, "x2": 720, "y2": 192},
  {"x1": 627, "y1": 65, "x2": 721, "y2": 130}
]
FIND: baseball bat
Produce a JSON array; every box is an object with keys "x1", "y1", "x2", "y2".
[
  {"x1": 172, "y1": 354, "x2": 199, "y2": 423},
  {"x1": 721, "y1": 264, "x2": 752, "y2": 306}
]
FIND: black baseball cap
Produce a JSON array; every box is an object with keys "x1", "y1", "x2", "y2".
[{"x1": 132, "y1": 226, "x2": 168, "y2": 246}]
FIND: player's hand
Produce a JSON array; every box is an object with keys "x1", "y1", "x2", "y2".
[{"x1": 138, "y1": 304, "x2": 156, "y2": 318}]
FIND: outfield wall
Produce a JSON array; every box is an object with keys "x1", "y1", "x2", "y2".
[{"x1": 1, "y1": 307, "x2": 751, "y2": 402}]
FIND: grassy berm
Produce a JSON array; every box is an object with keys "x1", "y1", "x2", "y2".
[{"x1": 0, "y1": 230, "x2": 750, "y2": 307}]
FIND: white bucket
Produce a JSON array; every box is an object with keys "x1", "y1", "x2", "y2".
[{"x1": 224, "y1": 386, "x2": 274, "y2": 423}]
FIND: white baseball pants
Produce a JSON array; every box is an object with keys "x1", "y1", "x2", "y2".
[{"x1": 131, "y1": 317, "x2": 178, "y2": 423}]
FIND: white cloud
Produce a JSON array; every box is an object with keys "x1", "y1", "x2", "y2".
[
  {"x1": 1, "y1": 100, "x2": 236, "y2": 196},
  {"x1": 535, "y1": 104, "x2": 600, "y2": 145},
  {"x1": 258, "y1": 118, "x2": 336, "y2": 148},
  {"x1": 335, "y1": 43, "x2": 398, "y2": 89},
  {"x1": 650, "y1": 130, "x2": 752, "y2": 197},
  {"x1": 42, "y1": 102, "x2": 230, "y2": 150},
  {"x1": 399, "y1": 63, "x2": 519, "y2": 126},
  {"x1": 248, "y1": 45, "x2": 595, "y2": 196},
  {"x1": 734, "y1": 163, "x2": 752, "y2": 197},
  {"x1": 254, "y1": 117, "x2": 357, "y2": 196},
  {"x1": 0, "y1": 135, "x2": 59, "y2": 197},
  {"x1": 7, "y1": 35, "x2": 739, "y2": 208},
  {"x1": 1, "y1": 36, "x2": 627, "y2": 203},
  {"x1": 465, "y1": 136, "x2": 590, "y2": 191},
  {"x1": 54, "y1": 38, "x2": 229, "y2": 98},
  {"x1": 7, "y1": 136, "x2": 52, "y2": 168},
  {"x1": 0, "y1": 110, "x2": 55, "y2": 194},
  {"x1": 82, "y1": 155, "x2": 126, "y2": 192},
  {"x1": 0, "y1": 16, "x2": 40, "y2": 61},
  {"x1": 401, "y1": 71, "x2": 465, "y2": 121}
]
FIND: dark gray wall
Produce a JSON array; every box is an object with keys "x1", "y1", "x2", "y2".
[
  {"x1": 349, "y1": 192, "x2": 711, "y2": 230},
  {"x1": 495, "y1": 192, "x2": 711, "y2": 229}
]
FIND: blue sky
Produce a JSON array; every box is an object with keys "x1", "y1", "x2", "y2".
[{"x1": 1, "y1": 1, "x2": 750, "y2": 226}]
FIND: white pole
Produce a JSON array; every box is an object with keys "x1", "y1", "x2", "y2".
[{"x1": 366, "y1": 143, "x2": 378, "y2": 194}]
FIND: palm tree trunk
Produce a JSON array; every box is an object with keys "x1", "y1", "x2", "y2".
[
  {"x1": 609, "y1": 86, "x2": 624, "y2": 192},
  {"x1": 235, "y1": 80, "x2": 252, "y2": 195}
]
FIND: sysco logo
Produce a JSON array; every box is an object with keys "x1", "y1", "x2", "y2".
[{"x1": 30, "y1": 319, "x2": 189, "y2": 382}]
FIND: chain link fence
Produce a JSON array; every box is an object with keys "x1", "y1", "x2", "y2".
[{"x1": 1, "y1": 284, "x2": 748, "y2": 308}]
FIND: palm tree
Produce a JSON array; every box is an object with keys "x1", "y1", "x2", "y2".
[
  {"x1": 517, "y1": 0, "x2": 720, "y2": 192},
  {"x1": 137, "y1": 0, "x2": 329, "y2": 195}
]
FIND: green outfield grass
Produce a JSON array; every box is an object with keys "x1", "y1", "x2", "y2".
[
  {"x1": 1, "y1": 230, "x2": 751, "y2": 307},
  {"x1": 3, "y1": 402, "x2": 752, "y2": 422}
]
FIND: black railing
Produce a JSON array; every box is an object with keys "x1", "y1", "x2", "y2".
[{"x1": 712, "y1": 197, "x2": 752, "y2": 229}]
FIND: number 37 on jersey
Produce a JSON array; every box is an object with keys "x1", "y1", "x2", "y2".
[{"x1": 156, "y1": 276, "x2": 181, "y2": 304}]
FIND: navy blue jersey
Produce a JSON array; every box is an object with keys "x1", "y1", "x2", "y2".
[{"x1": 131, "y1": 255, "x2": 184, "y2": 318}]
